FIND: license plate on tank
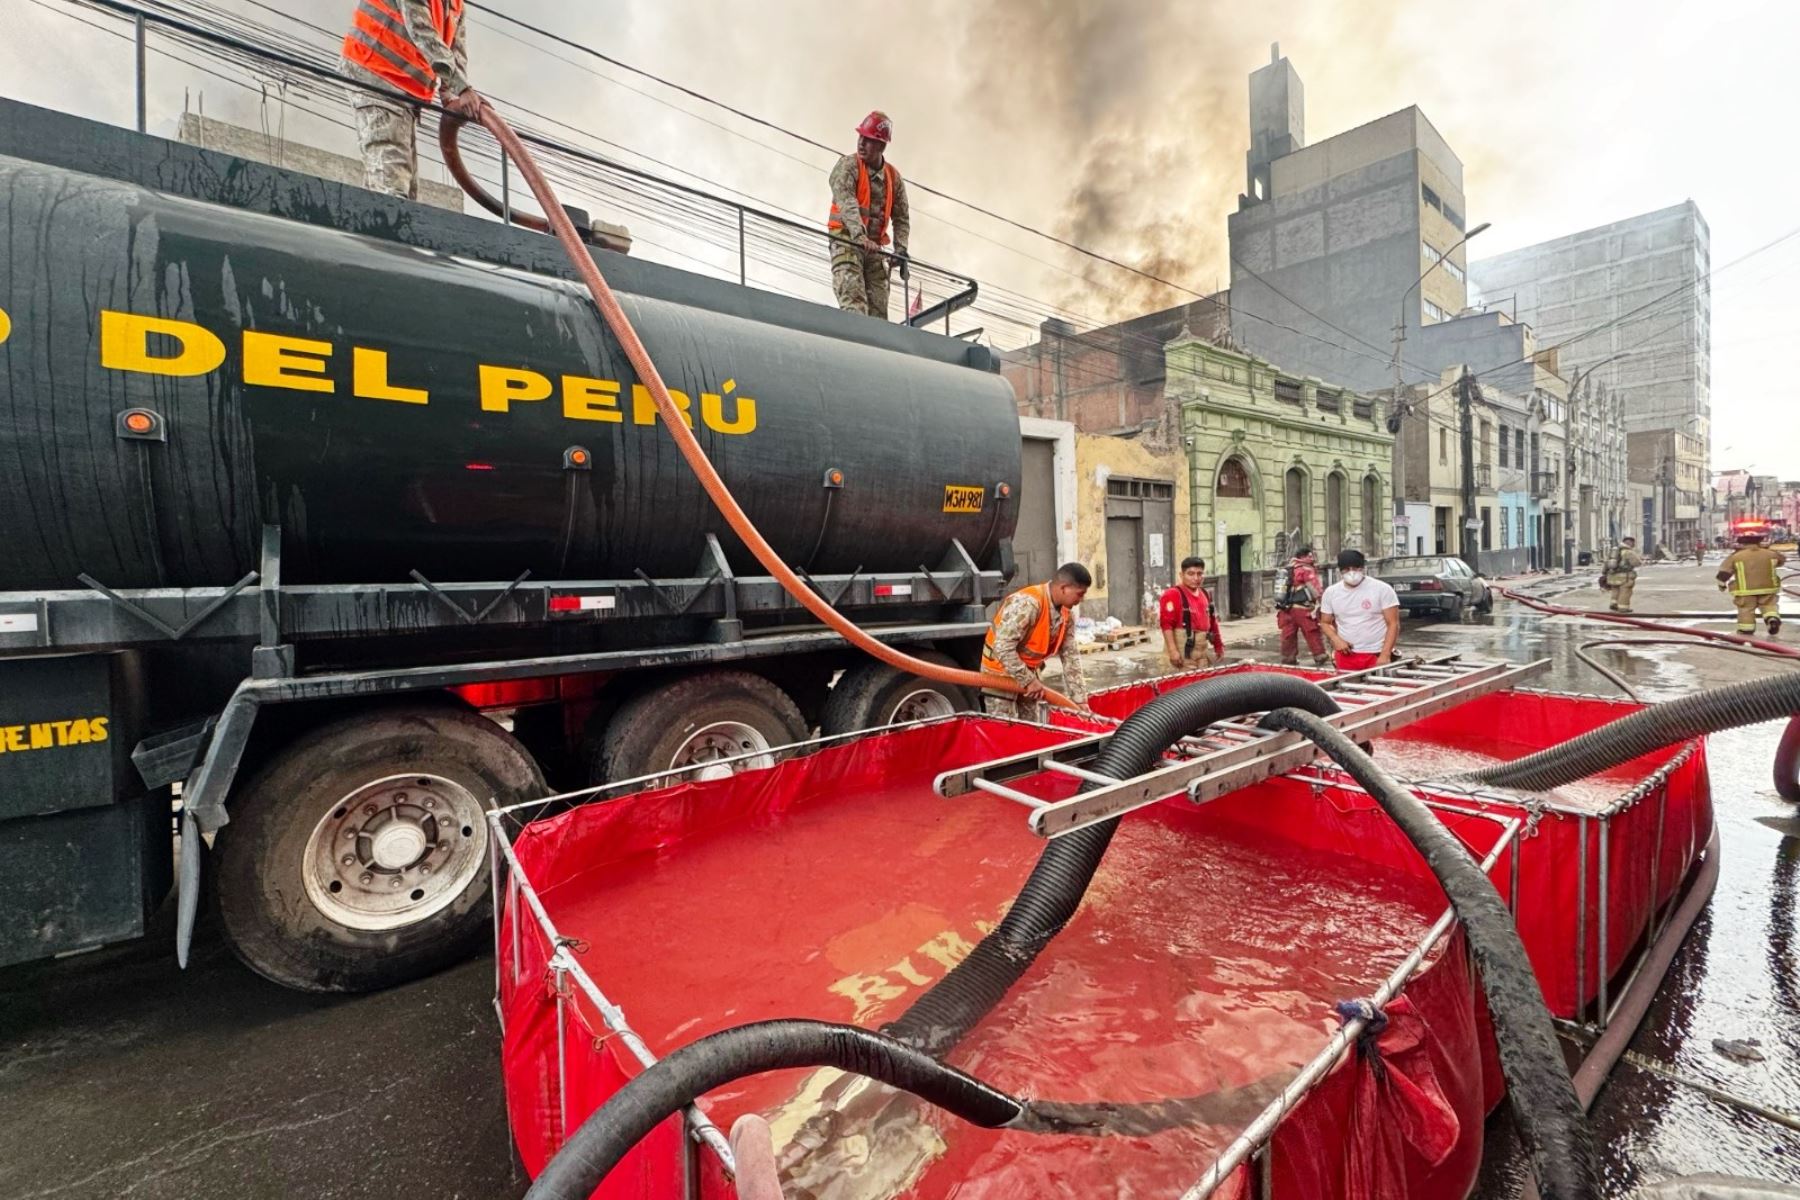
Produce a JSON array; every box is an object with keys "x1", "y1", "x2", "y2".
[{"x1": 942, "y1": 485, "x2": 985, "y2": 513}]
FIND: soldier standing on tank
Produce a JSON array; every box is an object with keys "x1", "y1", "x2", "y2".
[
  {"x1": 980, "y1": 564, "x2": 1091, "y2": 723},
  {"x1": 827, "y1": 112, "x2": 910, "y2": 320},
  {"x1": 340, "y1": 0, "x2": 474, "y2": 200},
  {"x1": 1600, "y1": 536, "x2": 1644, "y2": 613},
  {"x1": 1717, "y1": 525, "x2": 1786, "y2": 635}
]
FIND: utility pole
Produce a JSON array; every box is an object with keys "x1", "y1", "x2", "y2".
[
  {"x1": 1459, "y1": 370, "x2": 1478, "y2": 573},
  {"x1": 1562, "y1": 377, "x2": 1577, "y2": 574}
]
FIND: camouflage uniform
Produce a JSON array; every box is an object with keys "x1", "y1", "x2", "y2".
[
  {"x1": 981, "y1": 589, "x2": 1087, "y2": 723},
  {"x1": 340, "y1": 1, "x2": 469, "y2": 199},
  {"x1": 828, "y1": 153, "x2": 909, "y2": 319}
]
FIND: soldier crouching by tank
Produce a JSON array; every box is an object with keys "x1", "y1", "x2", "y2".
[
  {"x1": 979, "y1": 563, "x2": 1091, "y2": 723},
  {"x1": 1274, "y1": 545, "x2": 1329, "y2": 666},
  {"x1": 1600, "y1": 535, "x2": 1643, "y2": 613},
  {"x1": 827, "y1": 111, "x2": 909, "y2": 320},
  {"x1": 1717, "y1": 525, "x2": 1785, "y2": 635}
]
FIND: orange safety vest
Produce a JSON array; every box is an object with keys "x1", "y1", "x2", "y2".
[
  {"x1": 981, "y1": 583, "x2": 1072, "y2": 679},
  {"x1": 828, "y1": 158, "x2": 899, "y2": 246},
  {"x1": 343, "y1": 0, "x2": 463, "y2": 102}
]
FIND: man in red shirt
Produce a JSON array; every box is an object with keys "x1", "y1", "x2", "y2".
[
  {"x1": 1159, "y1": 557, "x2": 1226, "y2": 670},
  {"x1": 1275, "y1": 545, "x2": 1330, "y2": 667}
]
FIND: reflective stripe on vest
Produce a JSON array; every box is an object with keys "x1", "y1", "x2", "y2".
[
  {"x1": 343, "y1": 0, "x2": 461, "y2": 102},
  {"x1": 827, "y1": 159, "x2": 898, "y2": 246},
  {"x1": 980, "y1": 583, "x2": 1070, "y2": 678}
]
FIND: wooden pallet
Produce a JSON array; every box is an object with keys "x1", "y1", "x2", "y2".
[{"x1": 1078, "y1": 625, "x2": 1152, "y2": 653}]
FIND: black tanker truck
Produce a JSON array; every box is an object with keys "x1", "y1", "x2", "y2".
[{"x1": 0, "y1": 98, "x2": 1020, "y2": 992}]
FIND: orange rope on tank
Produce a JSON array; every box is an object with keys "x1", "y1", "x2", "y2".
[{"x1": 442, "y1": 97, "x2": 1075, "y2": 709}]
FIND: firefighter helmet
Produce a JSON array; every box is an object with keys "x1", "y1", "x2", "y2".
[{"x1": 856, "y1": 110, "x2": 893, "y2": 144}]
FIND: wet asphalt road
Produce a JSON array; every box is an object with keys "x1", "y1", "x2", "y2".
[{"x1": 0, "y1": 560, "x2": 1795, "y2": 1198}]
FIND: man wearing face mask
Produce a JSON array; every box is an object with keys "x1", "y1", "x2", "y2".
[{"x1": 1318, "y1": 548, "x2": 1401, "y2": 672}]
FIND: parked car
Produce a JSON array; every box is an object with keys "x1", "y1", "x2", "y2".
[{"x1": 1380, "y1": 556, "x2": 1493, "y2": 620}]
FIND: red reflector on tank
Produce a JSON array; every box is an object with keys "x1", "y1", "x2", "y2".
[
  {"x1": 873, "y1": 584, "x2": 914, "y2": 597},
  {"x1": 549, "y1": 594, "x2": 618, "y2": 614},
  {"x1": 464, "y1": 462, "x2": 495, "y2": 471}
]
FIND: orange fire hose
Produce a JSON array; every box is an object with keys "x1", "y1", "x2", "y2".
[{"x1": 441, "y1": 97, "x2": 1076, "y2": 710}]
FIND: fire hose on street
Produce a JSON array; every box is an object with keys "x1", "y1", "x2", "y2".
[{"x1": 437, "y1": 99, "x2": 1077, "y2": 711}]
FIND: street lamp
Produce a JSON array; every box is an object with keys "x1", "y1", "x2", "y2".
[
  {"x1": 1390, "y1": 221, "x2": 1491, "y2": 556},
  {"x1": 1561, "y1": 350, "x2": 1635, "y2": 573}
]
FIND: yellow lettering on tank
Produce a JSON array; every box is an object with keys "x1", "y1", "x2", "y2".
[
  {"x1": 631, "y1": 383, "x2": 693, "y2": 428},
  {"x1": 479, "y1": 365, "x2": 553, "y2": 412},
  {"x1": 352, "y1": 347, "x2": 428, "y2": 405},
  {"x1": 28, "y1": 723, "x2": 52, "y2": 750},
  {"x1": 243, "y1": 331, "x2": 335, "y2": 393},
  {"x1": 65, "y1": 719, "x2": 92, "y2": 746},
  {"x1": 700, "y1": 379, "x2": 757, "y2": 435},
  {"x1": 561, "y1": 375, "x2": 623, "y2": 423},
  {"x1": 51, "y1": 720, "x2": 73, "y2": 746},
  {"x1": 89, "y1": 717, "x2": 109, "y2": 743},
  {"x1": 100, "y1": 310, "x2": 227, "y2": 377},
  {"x1": 0, "y1": 304, "x2": 11, "y2": 346},
  {"x1": 1, "y1": 726, "x2": 25, "y2": 753},
  {"x1": 827, "y1": 972, "x2": 908, "y2": 1024}
]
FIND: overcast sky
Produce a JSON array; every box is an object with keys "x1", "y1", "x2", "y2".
[{"x1": 4, "y1": 0, "x2": 1796, "y2": 476}]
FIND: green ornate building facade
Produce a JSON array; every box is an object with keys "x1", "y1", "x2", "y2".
[{"x1": 1165, "y1": 331, "x2": 1393, "y2": 615}]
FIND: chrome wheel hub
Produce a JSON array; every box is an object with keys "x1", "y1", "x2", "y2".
[{"x1": 302, "y1": 773, "x2": 487, "y2": 931}]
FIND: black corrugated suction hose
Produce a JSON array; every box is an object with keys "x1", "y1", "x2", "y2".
[
  {"x1": 1776, "y1": 715, "x2": 1800, "y2": 804},
  {"x1": 881, "y1": 671, "x2": 1342, "y2": 1055},
  {"x1": 1467, "y1": 673, "x2": 1800, "y2": 794},
  {"x1": 1258, "y1": 708, "x2": 1597, "y2": 1200}
]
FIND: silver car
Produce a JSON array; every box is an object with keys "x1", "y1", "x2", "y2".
[{"x1": 1380, "y1": 556, "x2": 1493, "y2": 620}]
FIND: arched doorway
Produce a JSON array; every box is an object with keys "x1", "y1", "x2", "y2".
[
  {"x1": 1215, "y1": 454, "x2": 1259, "y2": 619},
  {"x1": 1362, "y1": 473, "x2": 1380, "y2": 552},
  {"x1": 1326, "y1": 472, "x2": 1346, "y2": 558},
  {"x1": 1284, "y1": 467, "x2": 1309, "y2": 550}
]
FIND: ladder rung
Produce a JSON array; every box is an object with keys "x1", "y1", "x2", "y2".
[
  {"x1": 972, "y1": 777, "x2": 1051, "y2": 810},
  {"x1": 1042, "y1": 760, "x2": 1120, "y2": 786}
]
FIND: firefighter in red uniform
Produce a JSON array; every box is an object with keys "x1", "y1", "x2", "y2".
[
  {"x1": 1159, "y1": 557, "x2": 1226, "y2": 670},
  {"x1": 1275, "y1": 545, "x2": 1330, "y2": 667}
]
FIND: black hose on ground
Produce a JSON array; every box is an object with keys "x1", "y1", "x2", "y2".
[
  {"x1": 1468, "y1": 673, "x2": 1800, "y2": 794},
  {"x1": 1258, "y1": 708, "x2": 1598, "y2": 1200},
  {"x1": 882, "y1": 672, "x2": 1342, "y2": 1056},
  {"x1": 1777, "y1": 716, "x2": 1800, "y2": 804}
]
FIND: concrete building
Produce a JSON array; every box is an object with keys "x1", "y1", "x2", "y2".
[
  {"x1": 1470, "y1": 202, "x2": 1711, "y2": 460},
  {"x1": 1627, "y1": 428, "x2": 1708, "y2": 554},
  {"x1": 1003, "y1": 308, "x2": 1389, "y2": 620},
  {"x1": 1229, "y1": 50, "x2": 1472, "y2": 398},
  {"x1": 176, "y1": 112, "x2": 469, "y2": 212}
]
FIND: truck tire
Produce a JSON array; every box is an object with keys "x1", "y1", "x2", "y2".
[
  {"x1": 594, "y1": 671, "x2": 809, "y2": 784},
  {"x1": 214, "y1": 705, "x2": 544, "y2": 993},
  {"x1": 819, "y1": 652, "x2": 973, "y2": 737}
]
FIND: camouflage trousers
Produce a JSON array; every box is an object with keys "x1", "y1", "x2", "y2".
[
  {"x1": 352, "y1": 93, "x2": 421, "y2": 200},
  {"x1": 831, "y1": 245, "x2": 891, "y2": 319},
  {"x1": 982, "y1": 691, "x2": 1049, "y2": 725}
]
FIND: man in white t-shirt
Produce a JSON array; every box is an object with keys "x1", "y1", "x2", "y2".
[{"x1": 1318, "y1": 548, "x2": 1400, "y2": 672}]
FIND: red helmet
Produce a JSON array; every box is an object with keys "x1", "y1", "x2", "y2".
[{"x1": 856, "y1": 110, "x2": 893, "y2": 144}]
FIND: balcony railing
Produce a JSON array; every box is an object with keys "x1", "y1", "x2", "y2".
[
  {"x1": 1475, "y1": 463, "x2": 1492, "y2": 490},
  {"x1": 1532, "y1": 471, "x2": 1557, "y2": 498}
]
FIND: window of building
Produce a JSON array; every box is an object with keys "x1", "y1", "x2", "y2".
[
  {"x1": 1444, "y1": 203, "x2": 1465, "y2": 230},
  {"x1": 1443, "y1": 258, "x2": 1465, "y2": 283},
  {"x1": 1480, "y1": 419, "x2": 1492, "y2": 465},
  {"x1": 1106, "y1": 477, "x2": 1175, "y2": 500},
  {"x1": 1353, "y1": 395, "x2": 1374, "y2": 421},
  {"x1": 1481, "y1": 506, "x2": 1493, "y2": 550},
  {"x1": 1422, "y1": 240, "x2": 1441, "y2": 267},
  {"x1": 1500, "y1": 507, "x2": 1510, "y2": 548},
  {"x1": 1516, "y1": 429, "x2": 1526, "y2": 466},
  {"x1": 1423, "y1": 299, "x2": 1444, "y2": 323},
  {"x1": 1439, "y1": 428, "x2": 1449, "y2": 465},
  {"x1": 1516, "y1": 505, "x2": 1526, "y2": 546},
  {"x1": 1498, "y1": 425, "x2": 1510, "y2": 468},
  {"x1": 1422, "y1": 183, "x2": 1442, "y2": 213},
  {"x1": 1217, "y1": 457, "x2": 1251, "y2": 498},
  {"x1": 1273, "y1": 377, "x2": 1304, "y2": 405},
  {"x1": 1284, "y1": 467, "x2": 1310, "y2": 543},
  {"x1": 1316, "y1": 389, "x2": 1341, "y2": 413}
]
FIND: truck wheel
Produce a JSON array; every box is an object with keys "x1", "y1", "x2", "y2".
[
  {"x1": 214, "y1": 706, "x2": 544, "y2": 993},
  {"x1": 819, "y1": 652, "x2": 973, "y2": 736},
  {"x1": 595, "y1": 671, "x2": 809, "y2": 784}
]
